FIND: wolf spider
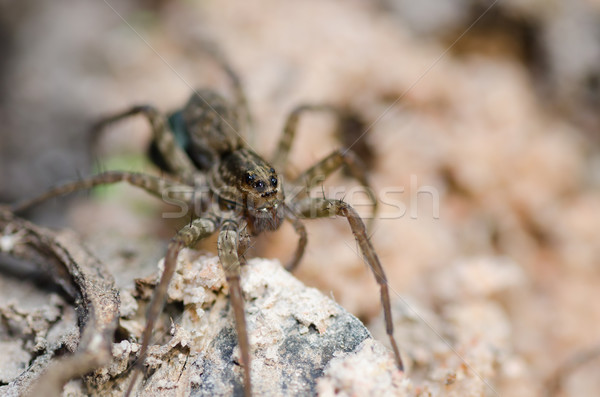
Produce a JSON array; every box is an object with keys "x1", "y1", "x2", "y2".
[{"x1": 12, "y1": 62, "x2": 403, "y2": 396}]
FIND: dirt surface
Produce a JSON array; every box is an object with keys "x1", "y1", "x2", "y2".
[{"x1": 1, "y1": 1, "x2": 600, "y2": 396}]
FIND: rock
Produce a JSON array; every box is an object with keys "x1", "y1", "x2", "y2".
[
  {"x1": 317, "y1": 339, "x2": 410, "y2": 396},
  {"x1": 91, "y1": 250, "x2": 402, "y2": 396},
  {"x1": 0, "y1": 341, "x2": 30, "y2": 384}
]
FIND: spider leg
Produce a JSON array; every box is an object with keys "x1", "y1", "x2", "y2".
[
  {"x1": 291, "y1": 197, "x2": 404, "y2": 372},
  {"x1": 292, "y1": 148, "x2": 378, "y2": 229},
  {"x1": 125, "y1": 215, "x2": 219, "y2": 397},
  {"x1": 273, "y1": 105, "x2": 378, "y2": 228},
  {"x1": 271, "y1": 104, "x2": 337, "y2": 169},
  {"x1": 11, "y1": 171, "x2": 193, "y2": 214},
  {"x1": 205, "y1": 45, "x2": 254, "y2": 143},
  {"x1": 92, "y1": 105, "x2": 196, "y2": 180},
  {"x1": 283, "y1": 206, "x2": 307, "y2": 272},
  {"x1": 217, "y1": 220, "x2": 252, "y2": 397}
]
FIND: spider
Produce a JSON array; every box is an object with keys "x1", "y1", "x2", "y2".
[{"x1": 12, "y1": 59, "x2": 404, "y2": 396}]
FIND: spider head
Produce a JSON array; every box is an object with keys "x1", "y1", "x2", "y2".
[{"x1": 211, "y1": 149, "x2": 285, "y2": 234}]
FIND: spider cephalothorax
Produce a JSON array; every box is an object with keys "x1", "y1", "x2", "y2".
[
  {"x1": 210, "y1": 148, "x2": 285, "y2": 234},
  {"x1": 12, "y1": 63, "x2": 403, "y2": 397}
]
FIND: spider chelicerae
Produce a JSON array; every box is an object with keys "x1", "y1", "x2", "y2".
[{"x1": 12, "y1": 57, "x2": 404, "y2": 396}]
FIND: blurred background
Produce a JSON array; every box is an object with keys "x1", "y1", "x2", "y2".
[{"x1": 1, "y1": 0, "x2": 600, "y2": 395}]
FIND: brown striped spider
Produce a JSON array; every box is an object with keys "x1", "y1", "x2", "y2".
[{"x1": 12, "y1": 59, "x2": 403, "y2": 396}]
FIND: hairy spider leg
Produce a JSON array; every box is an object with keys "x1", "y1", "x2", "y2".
[
  {"x1": 126, "y1": 215, "x2": 220, "y2": 397},
  {"x1": 92, "y1": 105, "x2": 196, "y2": 181},
  {"x1": 273, "y1": 105, "x2": 378, "y2": 233},
  {"x1": 217, "y1": 219, "x2": 252, "y2": 397},
  {"x1": 292, "y1": 148, "x2": 378, "y2": 230},
  {"x1": 203, "y1": 44, "x2": 254, "y2": 143},
  {"x1": 291, "y1": 197, "x2": 404, "y2": 372},
  {"x1": 271, "y1": 104, "x2": 337, "y2": 170},
  {"x1": 281, "y1": 146, "x2": 378, "y2": 272},
  {"x1": 282, "y1": 207, "x2": 308, "y2": 272},
  {"x1": 10, "y1": 171, "x2": 191, "y2": 214}
]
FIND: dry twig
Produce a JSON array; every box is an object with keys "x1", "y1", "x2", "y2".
[{"x1": 0, "y1": 208, "x2": 120, "y2": 396}]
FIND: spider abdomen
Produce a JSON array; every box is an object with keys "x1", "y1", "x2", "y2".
[{"x1": 182, "y1": 90, "x2": 243, "y2": 169}]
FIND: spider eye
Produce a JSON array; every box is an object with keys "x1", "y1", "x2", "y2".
[
  {"x1": 270, "y1": 176, "x2": 278, "y2": 187},
  {"x1": 270, "y1": 168, "x2": 275, "y2": 173},
  {"x1": 244, "y1": 173, "x2": 255, "y2": 184},
  {"x1": 254, "y1": 180, "x2": 266, "y2": 192}
]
